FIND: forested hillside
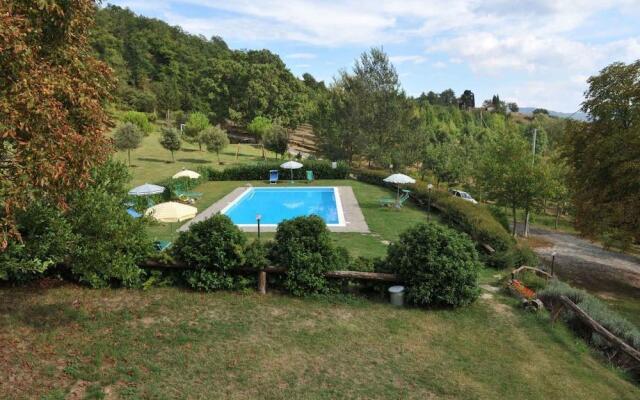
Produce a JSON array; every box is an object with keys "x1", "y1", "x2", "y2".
[{"x1": 90, "y1": 5, "x2": 310, "y2": 127}]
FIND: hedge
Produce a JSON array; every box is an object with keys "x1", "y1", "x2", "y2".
[
  {"x1": 200, "y1": 160, "x2": 349, "y2": 181},
  {"x1": 351, "y1": 168, "x2": 515, "y2": 254}
]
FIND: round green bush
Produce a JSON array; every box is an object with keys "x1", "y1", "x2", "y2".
[
  {"x1": 173, "y1": 214, "x2": 247, "y2": 291},
  {"x1": 272, "y1": 215, "x2": 348, "y2": 296},
  {"x1": 386, "y1": 222, "x2": 481, "y2": 307}
]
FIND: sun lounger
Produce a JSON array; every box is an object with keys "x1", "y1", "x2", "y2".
[{"x1": 269, "y1": 169, "x2": 279, "y2": 184}]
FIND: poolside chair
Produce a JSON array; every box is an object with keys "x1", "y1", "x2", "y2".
[
  {"x1": 173, "y1": 183, "x2": 203, "y2": 200},
  {"x1": 379, "y1": 189, "x2": 411, "y2": 208},
  {"x1": 269, "y1": 169, "x2": 279, "y2": 184},
  {"x1": 127, "y1": 208, "x2": 142, "y2": 219},
  {"x1": 306, "y1": 170, "x2": 314, "y2": 183},
  {"x1": 174, "y1": 188, "x2": 203, "y2": 200},
  {"x1": 153, "y1": 240, "x2": 172, "y2": 252}
]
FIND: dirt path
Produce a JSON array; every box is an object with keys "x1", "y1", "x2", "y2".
[{"x1": 525, "y1": 226, "x2": 640, "y2": 295}]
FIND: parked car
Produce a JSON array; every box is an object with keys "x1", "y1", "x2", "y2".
[{"x1": 450, "y1": 189, "x2": 478, "y2": 204}]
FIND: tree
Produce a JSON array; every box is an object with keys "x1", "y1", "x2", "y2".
[
  {"x1": 114, "y1": 123, "x2": 143, "y2": 166},
  {"x1": 312, "y1": 47, "x2": 406, "y2": 166},
  {"x1": 421, "y1": 141, "x2": 465, "y2": 186},
  {"x1": 563, "y1": 60, "x2": 640, "y2": 246},
  {"x1": 159, "y1": 127, "x2": 181, "y2": 162},
  {"x1": 201, "y1": 126, "x2": 230, "y2": 163},
  {"x1": 247, "y1": 116, "x2": 272, "y2": 159},
  {"x1": 459, "y1": 90, "x2": 475, "y2": 109},
  {"x1": 439, "y1": 89, "x2": 457, "y2": 106},
  {"x1": 532, "y1": 108, "x2": 549, "y2": 115},
  {"x1": 508, "y1": 102, "x2": 519, "y2": 113},
  {"x1": 183, "y1": 112, "x2": 210, "y2": 151},
  {"x1": 477, "y1": 127, "x2": 549, "y2": 235},
  {"x1": 1, "y1": 0, "x2": 114, "y2": 243},
  {"x1": 121, "y1": 111, "x2": 152, "y2": 135},
  {"x1": 264, "y1": 125, "x2": 290, "y2": 159}
]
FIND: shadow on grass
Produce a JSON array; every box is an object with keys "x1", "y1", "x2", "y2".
[
  {"x1": 0, "y1": 287, "x2": 85, "y2": 331},
  {"x1": 138, "y1": 157, "x2": 172, "y2": 164},
  {"x1": 176, "y1": 158, "x2": 212, "y2": 164}
]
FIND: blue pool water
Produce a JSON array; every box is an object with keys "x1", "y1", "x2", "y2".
[{"x1": 222, "y1": 187, "x2": 343, "y2": 225}]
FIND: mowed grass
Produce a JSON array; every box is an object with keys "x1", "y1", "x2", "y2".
[
  {"x1": 1, "y1": 284, "x2": 637, "y2": 399},
  {"x1": 112, "y1": 127, "x2": 270, "y2": 187},
  {"x1": 146, "y1": 179, "x2": 440, "y2": 260}
]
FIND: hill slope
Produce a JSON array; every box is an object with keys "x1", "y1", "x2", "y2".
[
  {"x1": 519, "y1": 107, "x2": 589, "y2": 121},
  {"x1": 91, "y1": 5, "x2": 309, "y2": 127}
]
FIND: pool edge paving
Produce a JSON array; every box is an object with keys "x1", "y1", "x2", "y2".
[{"x1": 178, "y1": 186, "x2": 369, "y2": 233}]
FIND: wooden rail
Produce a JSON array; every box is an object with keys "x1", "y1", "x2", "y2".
[
  {"x1": 511, "y1": 265, "x2": 553, "y2": 280},
  {"x1": 141, "y1": 261, "x2": 400, "y2": 294},
  {"x1": 555, "y1": 295, "x2": 640, "y2": 364}
]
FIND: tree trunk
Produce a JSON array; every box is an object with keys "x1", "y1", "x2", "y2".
[
  {"x1": 198, "y1": 143, "x2": 202, "y2": 151},
  {"x1": 217, "y1": 151, "x2": 221, "y2": 164},
  {"x1": 261, "y1": 143, "x2": 265, "y2": 160},
  {"x1": 512, "y1": 204, "x2": 517, "y2": 236},
  {"x1": 524, "y1": 207, "x2": 530, "y2": 237},
  {"x1": 555, "y1": 205, "x2": 561, "y2": 230},
  {"x1": 127, "y1": 149, "x2": 131, "y2": 166},
  {"x1": 171, "y1": 151, "x2": 175, "y2": 162}
]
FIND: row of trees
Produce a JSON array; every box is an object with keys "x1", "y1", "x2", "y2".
[{"x1": 310, "y1": 48, "x2": 569, "y2": 236}]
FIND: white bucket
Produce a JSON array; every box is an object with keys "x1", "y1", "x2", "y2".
[{"x1": 388, "y1": 285, "x2": 405, "y2": 306}]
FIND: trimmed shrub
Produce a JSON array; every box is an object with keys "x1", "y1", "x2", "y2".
[
  {"x1": 201, "y1": 160, "x2": 349, "y2": 181},
  {"x1": 386, "y1": 222, "x2": 481, "y2": 307},
  {"x1": 244, "y1": 240, "x2": 271, "y2": 270},
  {"x1": 539, "y1": 280, "x2": 640, "y2": 352},
  {"x1": 121, "y1": 111, "x2": 153, "y2": 135},
  {"x1": 173, "y1": 214, "x2": 248, "y2": 291},
  {"x1": 272, "y1": 216, "x2": 349, "y2": 296}
]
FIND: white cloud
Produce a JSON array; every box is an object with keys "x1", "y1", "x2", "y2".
[
  {"x1": 389, "y1": 55, "x2": 426, "y2": 64},
  {"x1": 286, "y1": 53, "x2": 317, "y2": 59}
]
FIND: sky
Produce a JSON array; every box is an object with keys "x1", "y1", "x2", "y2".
[{"x1": 107, "y1": 0, "x2": 640, "y2": 112}]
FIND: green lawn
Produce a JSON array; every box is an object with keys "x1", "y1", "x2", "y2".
[
  {"x1": 113, "y1": 128, "x2": 272, "y2": 187},
  {"x1": 1, "y1": 284, "x2": 637, "y2": 399},
  {"x1": 146, "y1": 179, "x2": 440, "y2": 260}
]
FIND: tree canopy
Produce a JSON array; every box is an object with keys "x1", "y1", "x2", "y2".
[
  {"x1": 563, "y1": 60, "x2": 640, "y2": 245},
  {"x1": 1, "y1": 0, "x2": 113, "y2": 243},
  {"x1": 90, "y1": 5, "x2": 309, "y2": 127}
]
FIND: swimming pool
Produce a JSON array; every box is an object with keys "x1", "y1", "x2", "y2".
[{"x1": 221, "y1": 187, "x2": 345, "y2": 227}]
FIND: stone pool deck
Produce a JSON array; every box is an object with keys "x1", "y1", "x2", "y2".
[{"x1": 178, "y1": 186, "x2": 369, "y2": 233}]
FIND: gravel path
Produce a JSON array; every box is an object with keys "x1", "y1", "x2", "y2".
[{"x1": 526, "y1": 226, "x2": 640, "y2": 294}]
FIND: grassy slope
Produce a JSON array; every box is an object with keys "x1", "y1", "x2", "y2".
[
  {"x1": 1, "y1": 284, "x2": 637, "y2": 399},
  {"x1": 112, "y1": 128, "x2": 270, "y2": 187}
]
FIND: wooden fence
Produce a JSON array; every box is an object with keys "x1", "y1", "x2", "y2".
[{"x1": 142, "y1": 261, "x2": 400, "y2": 294}]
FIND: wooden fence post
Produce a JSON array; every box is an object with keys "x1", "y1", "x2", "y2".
[{"x1": 258, "y1": 270, "x2": 267, "y2": 294}]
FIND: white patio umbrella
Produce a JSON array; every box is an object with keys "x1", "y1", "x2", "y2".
[
  {"x1": 280, "y1": 160, "x2": 303, "y2": 183},
  {"x1": 145, "y1": 202, "x2": 197, "y2": 223},
  {"x1": 172, "y1": 169, "x2": 201, "y2": 179},
  {"x1": 383, "y1": 173, "x2": 416, "y2": 205},
  {"x1": 128, "y1": 183, "x2": 165, "y2": 196}
]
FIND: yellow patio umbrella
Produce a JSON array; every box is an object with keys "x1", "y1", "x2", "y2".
[
  {"x1": 145, "y1": 202, "x2": 197, "y2": 223},
  {"x1": 172, "y1": 169, "x2": 201, "y2": 179}
]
